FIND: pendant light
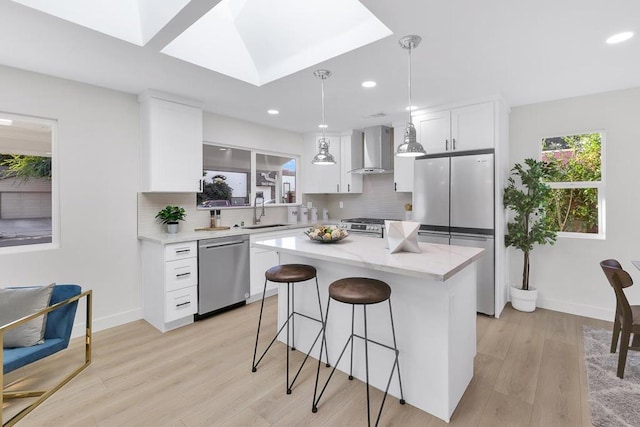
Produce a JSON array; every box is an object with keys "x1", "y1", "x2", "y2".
[
  {"x1": 396, "y1": 35, "x2": 426, "y2": 157},
  {"x1": 312, "y1": 69, "x2": 336, "y2": 165}
]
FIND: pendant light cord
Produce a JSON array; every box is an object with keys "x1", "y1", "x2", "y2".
[
  {"x1": 321, "y1": 75, "x2": 327, "y2": 141},
  {"x1": 407, "y1": 42, "x2": 413, "y2": 126}
]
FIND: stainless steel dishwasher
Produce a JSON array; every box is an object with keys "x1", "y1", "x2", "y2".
[{"x1": 196, "y1": 234, "x2": 250, "y2": 319}]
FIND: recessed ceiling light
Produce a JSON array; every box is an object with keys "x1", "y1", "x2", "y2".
[
  {"x1": 267, "y1": 109, "x2": 279, "y2": 115},
  {"x1": 405, "y1": 105, "x2": 418, "y2": 111},
  {"x1": 362, "y1": 81, "x2": 377, "y2": 88},
  {"x1": 606, "y1": 31, "x2": 634, "y2": 44},
  {"x1": 0, "y1": 119, "x2": 13, "y2": 126},
  {"x1": 318, "y1": 124, "x2": 328, "y2": 128},
  {"x1": 219, "y1": 148, "x2": 228, "y2": 151}
]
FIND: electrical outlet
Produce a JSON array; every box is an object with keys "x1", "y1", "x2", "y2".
[
  {"x1": 339, "y1": 201, "x2": 343, "y2": 208},
  {"x1": 307, "y1": 201, "x2": 312, "y2": 209}
]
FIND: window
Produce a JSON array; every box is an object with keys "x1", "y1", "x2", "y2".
[
  {"x1": 0, "y1": 113, "x2": 56, "y2": 249},
  {"x1": 541, "y1": 132, "x2": 604, "y2": 237},
  {"x1": 198, "y1": 143, "x2": 298, "y2": 208}
]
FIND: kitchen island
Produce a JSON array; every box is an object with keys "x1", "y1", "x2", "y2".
[{"x1": 253, "y1": 234, "x2": 484, "y2": 422}]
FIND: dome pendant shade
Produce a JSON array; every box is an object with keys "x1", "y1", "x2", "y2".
[
  {"x1": 396, "y1": 35, "x2": 426, "y2": 157},
  {"x1": 312, "y1": 138, "x2": 336, "y2": 164},
  {"x1": 396, "y1": 122, "x2": 425, "y2": 157},
  {"x1": 312, "y1": 69, "x2": 336, "y2": 165}
]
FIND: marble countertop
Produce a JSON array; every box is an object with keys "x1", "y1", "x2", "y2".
[
  {"x1": 253, "y1": 234, "x2": 485, "y2": 281},
  {"x1": 138, "y1": 222, "x2": 318, "y2": 244}
]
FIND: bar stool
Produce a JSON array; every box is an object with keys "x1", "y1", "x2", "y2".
[
  {"x1": 312, "y1": 277, "x2": 405, "y2": 426},
  {"x1": 251, "y1": 264, "x2": 330, "y2": 395}
]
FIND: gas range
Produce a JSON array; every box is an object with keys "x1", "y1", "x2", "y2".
[{"x1": 339, "y1": 218, "x2": 396, "y2": 238}]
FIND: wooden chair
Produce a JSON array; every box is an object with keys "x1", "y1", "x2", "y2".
[
  {"x1": 600, "y1": 259, "x2": 640, "y2": 378},
  {"x1": 1, "y1": 285, "x2": 92, "y2": 426}
]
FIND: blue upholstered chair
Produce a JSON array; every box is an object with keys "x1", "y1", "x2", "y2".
[{"x1": 1, "y1": 284, "x2": 92, "y2": 426}]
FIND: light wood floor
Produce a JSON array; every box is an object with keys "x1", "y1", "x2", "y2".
[{"x1": 3, "y1": 297, "x2": 612, "y2": 426}]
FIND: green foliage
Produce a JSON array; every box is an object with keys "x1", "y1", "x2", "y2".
[
  {"x1": 542, "y1": 133, "x2": 601, "y2": 233},
  {"x1": 155, "y1": 205, "x2": 186, "y2": 224},
  {"x1": 504, "y1": 158, "x2": 558, "y2": 290},
  {"x1": 1, "y1": 154, "x2": 52, "y2": 183},
  {"x1": 197, "y1": 174, "x2": 233, "y2": 205}
]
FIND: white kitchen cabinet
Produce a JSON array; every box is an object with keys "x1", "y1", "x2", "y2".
[
  {"x1": 340, "y1": 130, "x2": 363, "y2": 194},
  {"x1": 141, "y1": 240, "x2": 198, "y2": 332},
  {"x1": 249, "y1": 228, "x2": 306, "y2": 301},
  {"x1": 393, "y1": 123, "x2": 414, "y2": 192},
  {"x1": 302, "y1": 134, "x2": 341, "y2": 193},
  {"x1": 139, "y1": 91, "x2": 203, "y2": 192},
  {"x1": 415, "y1": 101, "x2": 494, "y2": 154},
  {"x1": 303, "y1": 131, "x2": 363, "y2": 194}
]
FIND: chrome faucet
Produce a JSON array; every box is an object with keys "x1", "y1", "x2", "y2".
[{"x1": 253, "y1": 191, "x2": 265, "y2": 225}]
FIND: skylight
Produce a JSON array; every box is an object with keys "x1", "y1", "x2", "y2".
[
  {"x1": 161, "y1": 0, "x2": 392, "y2": 86},
  {"x1": 10, "y1": 0, "x2": 190, "y2": 46}
]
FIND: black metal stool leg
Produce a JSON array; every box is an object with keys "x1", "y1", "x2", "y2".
[
  {"x1": 349, "y1": 304, "x2": 355, "y2": 380},
  {"x1": 363, "y1": 305, "x2": 371, "y2": 427},
  {"x1": 312, "y1": 298, "x2": 331, "y2": 413},
  {"x1": 251, "y1": 277, "x2": 269, "y2": 372},
  {"x1": 388, "y1": 298, "x2": 406, "y2": 405},
  {"x1": 291, "y1": 282, "x2": 296, "y2": 351},
  {"x1": 286, "y1": 282, "x2": 291, "y2": 394},
  {"x1": 315, "y1": 277, "x2": 330, "y2": 367}
]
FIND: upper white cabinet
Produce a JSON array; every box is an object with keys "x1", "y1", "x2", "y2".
[
  {"x1": 415, "y1": 101, "x2": 494, "y2": 155},
  {"x1": 303, "y1": 131, "x2": 363, "y2": 194},
  {"x1": 393, "y1": 123, "x2": 414, "y2": 192},
  {"x1": 139, "y1": 91, "x2": 203, "y2": 192}
]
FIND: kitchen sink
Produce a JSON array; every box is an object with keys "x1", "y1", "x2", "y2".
[{"x1": 241, "y1": 223, "x2": 289, "y2": 230}]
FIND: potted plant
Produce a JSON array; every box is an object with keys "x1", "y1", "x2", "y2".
[
  {"x1": 155, "y1": 205, "x2": 186, "y2": 234},
  {"x1": 503, "y1": 158, "x2": 557, "y2": 312}
]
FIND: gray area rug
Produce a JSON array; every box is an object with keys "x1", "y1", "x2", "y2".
[{"x1": 583, "y1": 326, "x2": 640, "y2": 427}]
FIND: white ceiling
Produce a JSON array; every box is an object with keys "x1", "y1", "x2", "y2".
[{"x1": 0, "y1": 0, "x2": 639, "y2": 136}]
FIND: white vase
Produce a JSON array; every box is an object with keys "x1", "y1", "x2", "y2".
[
  {"x1": 510, "y1": 285, "x2": 538, "y2": 312},
  {"x1": 166, "y1": 223, "x2": 179, "y2": 234}
]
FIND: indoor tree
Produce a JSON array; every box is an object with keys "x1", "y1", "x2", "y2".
[{"x1": 504, "y1": 158, "x2": 558, "y2": 290}]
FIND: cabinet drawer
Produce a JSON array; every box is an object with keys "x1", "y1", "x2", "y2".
[
  {"x1": 165, "y1": 286, "x2": 197, "y2": 322},
  {"x1": 165, "y1": 257, "x2": 198, "y2": 292},
  {"x1": 165, "y1": 241, "x2": 197, "y2": 261}
]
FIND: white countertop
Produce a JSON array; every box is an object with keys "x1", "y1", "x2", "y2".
[
  {"x1": 253, "y1": 234, "x2": 484, "y2": 281},
  {"x1": 137, "y1": 223, "x2": 313, "y2": 244}
]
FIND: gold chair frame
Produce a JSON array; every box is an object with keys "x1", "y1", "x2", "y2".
[{"x1": 1, "y1": 290, "x2": 92, "y2": 426}]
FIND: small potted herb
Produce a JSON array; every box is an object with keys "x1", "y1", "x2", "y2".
[{"x1": 155, "y1": 205, "x2": 186, "y2": 234}]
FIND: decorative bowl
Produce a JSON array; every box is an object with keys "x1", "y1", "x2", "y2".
[{"x1": 304, "y1": 225, "x2": 349, "y2": 243}]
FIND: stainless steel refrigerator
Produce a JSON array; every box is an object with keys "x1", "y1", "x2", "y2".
[{"x1": 413, "y1": 150, "x2": 495, "y2": 315}]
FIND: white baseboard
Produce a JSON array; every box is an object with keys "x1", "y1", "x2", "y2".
[
  {"x1": 246, "y1": 288, "x2": 278, "y2": 304},
  {"x1": 71, "y1": 307, "x2": 143, "y2": 338},
  {"x1": 535, "y1": 296, "x2": 613, "y2": 322}
]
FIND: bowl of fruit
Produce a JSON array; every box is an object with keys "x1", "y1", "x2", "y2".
[{"x1": 304, "y1": 225, "x2": 349, "y2": 243}]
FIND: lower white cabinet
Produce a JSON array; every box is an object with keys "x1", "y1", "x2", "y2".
[{"x1": 141, "y1": 240, "x2": 198, "y2": 332}]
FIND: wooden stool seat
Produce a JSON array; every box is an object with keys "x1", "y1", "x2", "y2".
[
  {"x1": 329, "y1": 277, "x2": 391, "y2": 305},
  {"x1": 266, "y1": 264, "x2": 317, "y2": 283}
]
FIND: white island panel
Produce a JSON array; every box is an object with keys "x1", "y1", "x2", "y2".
[{"x1": 253, "y1": 235, "x2": 484, "y2": 422}]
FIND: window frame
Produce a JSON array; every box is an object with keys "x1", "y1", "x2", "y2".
[
  {"x1": 198, "y1": 141, "x2": 300, "y2": 210},
  {"x1": 0, "y1": 112, "x2": 59, "y2": 253},
  {"x1": 540, "y1": 130, "x2": 606, "y2": 240}
]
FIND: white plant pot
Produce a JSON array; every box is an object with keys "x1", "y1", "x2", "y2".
[
  {"x1": 166, "y1": 223, "x2": 179, "y2": 234},
  {"x1": 510, "y1": 285, "x2": 538, "y2": 312}
]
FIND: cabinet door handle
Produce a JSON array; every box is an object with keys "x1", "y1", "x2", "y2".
[
  {"x1": 199, "y1": 179, "x2": 203, "y2": 192},
  {"x1": 176, "y1": 301, "x2": 191, "y2": 308},
  {"x1": 175, "y1": 249, "x2": 191, "y2": 254},
  {"x1": 445, "y1": 139, "x2": 449, "y2": 151},
  {"x1": 394, "y1": 182, "x2": 397, "y2": 192},
  {"x1": 337, "y1": 184, "x2": 339, "y2": 192},
  {"x1": 348, "y1": 184, "x2": 351, "y2": 192},
  {"x1": 452, "y1": 138, "x2": 456, "y2": 150},
  {"x1": 176, "y1": 272, "x2": 191, "y2": 278}
]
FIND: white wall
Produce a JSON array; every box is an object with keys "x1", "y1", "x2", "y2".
[
  {"x1": 509, "y1": 87, "x2": 640, "y2": 320},
  {"x1": 0, "y1": 65, "x2": 141, "y2": 332}
]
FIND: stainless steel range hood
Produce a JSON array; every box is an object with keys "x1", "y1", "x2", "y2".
[{"x1": 350, "y1": 125, "x2": 394, "y2": 174}]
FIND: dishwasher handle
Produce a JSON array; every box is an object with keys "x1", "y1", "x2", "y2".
[{"x1": 201, "y1": 240, "x2": 246, "y2": 250}]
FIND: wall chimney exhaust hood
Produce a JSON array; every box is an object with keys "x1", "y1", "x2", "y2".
[{"x1": 350, "y1": 125, "x2": 394, "y2": 174}]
